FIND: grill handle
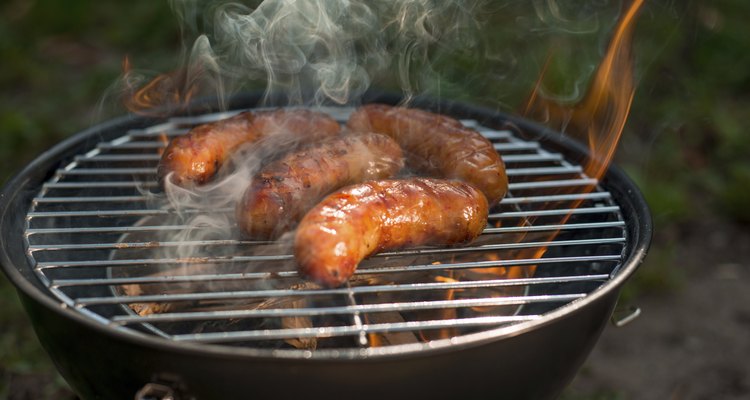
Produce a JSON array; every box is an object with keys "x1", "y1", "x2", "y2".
[
  {"x1": 135, "y1": 375, "x2": 192, "y2": 400},
  {"x1": 611, "y1": 304, "x2": 641, "y2": 327},
  {"x1": 135, "y1": 383, "x2": 176, "y2": 400}
]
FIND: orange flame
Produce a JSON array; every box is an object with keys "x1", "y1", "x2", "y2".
[
  {"x1": 425, "y1": 273, "x2": 459, "y2": 340},
  {"x1": 524, "y1": 0, "x2": 643, "y2": 181},
  {"x1": 514, "y1": 0, "x2": 644, "y2": 258},
  {"x1": 462, "y1": 0, "x2": 646, "y2": 321},
  {"x1": 453, "y1": 0, "x2": 645, "y2": 328},
  {"x1": 121, "y1": 56, "x2": 202, "y2": 116}
]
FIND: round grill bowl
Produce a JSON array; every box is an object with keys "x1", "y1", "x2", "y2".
[{"x1": 0, "y1": 92, "x2": 651, "y2": 400}]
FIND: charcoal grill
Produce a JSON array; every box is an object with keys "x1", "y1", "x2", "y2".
[{"x1": 0, "y1": 93, "x2": 651, "y2": 400}]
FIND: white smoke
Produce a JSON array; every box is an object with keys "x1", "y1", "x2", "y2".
[{"x1": 156, "y1": 0, "x2": 486, "y2": 106}]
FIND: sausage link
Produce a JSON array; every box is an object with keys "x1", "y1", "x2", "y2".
[
  {"x1": 158, "y1": 109, "x2": 340, "y2": 186},
  {"x1": 237, "y1": 132, "x2": 403, "y2": 240},
  {"x1": 347, "y1": 104, "x2": 508, "y2": 205},
  {"x1": 294, "y1": 178, "x2": 488, "y2": 287}
]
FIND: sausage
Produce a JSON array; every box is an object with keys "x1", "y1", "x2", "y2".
[
  {"x1": 158, "y1": 109, "x2": 341, "y2": 186},
  {"x1": 294, "y1": 178, "x2": 489, "y2": 287},
  {"x1": 347, "y1": 104, "x2": 508, "y2": 205},
  {"x1": 237, "y1": 132, "x2": 403, "y2": 240}
]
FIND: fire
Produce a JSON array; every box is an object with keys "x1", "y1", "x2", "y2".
[
  {"x1": 512, "y1": 0, "x2": 644, "y2": 258},
  {"x1": 424, "y1": 273, "x2": 459, "y2": 340},
  {"x1": 121, "y1": 56, "x2": 202, "y2": 116},
  {"x1": 443, "y1": 0, "x2": 646, "y2": 327},
  {"x1": 524, "y1": 0, "x2": 643, "y2": 181}
]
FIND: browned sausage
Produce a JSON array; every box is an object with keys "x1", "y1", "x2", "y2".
[
  {"x1": 294, "y1": 178, "x2": 489, "y2": 287},
  {"x1": 158, "y1": 109, "x2": 341, "y2": 186},
  {"x1": 347, "y1": 104, "x2": 508, "y2": 205},
  {"x1": 237, "y1": 132, "x2": 404, "y2": 240}
]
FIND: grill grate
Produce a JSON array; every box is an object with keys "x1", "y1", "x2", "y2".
[{"x1": 24, "y1": 106, "x2": 627, "y2": 350}]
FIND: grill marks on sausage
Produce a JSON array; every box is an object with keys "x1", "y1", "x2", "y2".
[
  {"x1": 157, "y1": 109, "x2": 341, "y2": 186},
  {"x1": 237, "y1": 132, "x2": 404, "y2": 240},
  {"x1": 156, "y1": 106, "x2": 502, "y2": 288},
  {"x1": 294, "y1": 178, "x2": 489, "y2": 287},
  {"x1": 347, "y1": 104, "x2": 508, "y2": 206}
]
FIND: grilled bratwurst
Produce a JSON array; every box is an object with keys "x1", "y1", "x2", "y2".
[
  {"x1": 347, "y1": 104, "x2": 508, "y2": 205},
  {"x1": 294, "y1": 178, "x2": 488, "y2": 287},
  {"x1": 237, "y1": 132, "x2": 404, "y2": 240},
  {"x1": 158, "y1": 109, "x2": 340, "y2": 186}
]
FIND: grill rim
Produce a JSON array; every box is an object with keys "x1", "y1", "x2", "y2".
[{"x1": 0, "y1": 92, "x2": 652, "y2": 361}]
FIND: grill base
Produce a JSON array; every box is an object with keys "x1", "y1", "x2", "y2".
[{"x1": 18, "y1": 281, "x2": 619, "y2": 400}]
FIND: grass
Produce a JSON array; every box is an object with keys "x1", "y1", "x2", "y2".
[{"x1": 1, "y1": 0, "x2": 749, "y2": 398}]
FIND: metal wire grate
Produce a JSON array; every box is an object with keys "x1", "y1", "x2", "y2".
[{"x1": 24, "y1": 107, "x2": 627, "y2": 350}]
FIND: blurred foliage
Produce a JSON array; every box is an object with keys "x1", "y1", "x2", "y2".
[
  {"x1": 612, "y1": 0, "x2": 750, "y2": 308},
  {"x1": 623, "y1": 1, "x2": 750, "y2": 225},
  {"x1": 0, "y1": 0, "x2": 181, "y2": 183},
  {"x1": 1, "y1": 0, "x2": 749, "y2": 399}
]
